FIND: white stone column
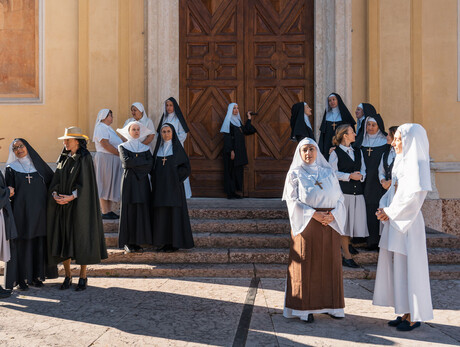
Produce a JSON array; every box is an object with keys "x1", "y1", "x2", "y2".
[
  {"x1": 314, "y1": 0, "x2": 352, "y2": 138},
  {"x1": 145, "y1": 0, "x2": 179, "y2": 126}
]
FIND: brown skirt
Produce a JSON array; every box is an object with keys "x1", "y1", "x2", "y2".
[{"x1": 285, "y1": 216, "x2": 344, "y2": 311}]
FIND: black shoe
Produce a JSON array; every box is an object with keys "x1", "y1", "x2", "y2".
[
  {"x1": 60, "y1": 276, "x2": 72, "y2": 290},
  {"x1": 349, "y1": 244, "x2": 359, "y2": 255},
  {"x1": 233, "y1": 194, "x2": 243, "y2": 199},
  {"x1": 342, "y1": 257, "x2": 359, "y2": 268},
  {"x1": 164, "y1": 246, "x2": 179, "y2": 253},
  {"x1": 0, "y1": 285, "x2": 11, "y2": 299},
  {"x1": 32, "y1": 279, "x2": 44, "y2": 288},
  {"x1": 108, "y1": 211, "x2": 119, "y2": 219},
  {"x1": 366, "y1": 244, "x2": 379, "y2": 251},
  {"x1": 75, "y1": 278, "x2": 87, "y2": 292},
  {"x1": 304, "y1": 314, "x2": 314, "y2": 323},
  {"x1": 388, "y1": 316, "x2": 404, "y2": 327},
  {"x1": 102, "y1": 212, "x2": 117, "y2": 220},
  {"x1": 18, "y1": 281, "x2": 29, "y2": 291},
  {"x1": 396, "y1": 320, "x2": 421, "y2": 331},
  {"x1": 132, "y1": 245, "x2": 143, "y2": 253}
]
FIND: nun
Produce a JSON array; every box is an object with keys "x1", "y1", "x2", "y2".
[
  {"x1": 92, "y1": 109, "x2": 123, "y2": 219},
  {"x1": 0, "y1": 156, "x2": 16, "y2": 298},
  {"x1": 374, "y1": 124, "x2": 433, "y2": 331},
  {"x1": 47, "y1": 127, "x2": 108, "y2": 291},
  {"x1": 379, "y1": 126, "x2": 399, "y2": 190},
  {"x1": 283, "y1": 138, "x2": 346, "y2": 323},
  {"x1": 290, "y1": 101, "x2": 315, "y2": 142},
  {"x1": 122, "y1": 102, "x2": 156, "y2": 150},
  {"x1": 116, "y1": 121, "x2": 154, "y2": 253},
  {"x1": 318, "y1": 93, "x2": 355, "y2": 160},
  {"x1": 156, "y1": 97, "x2": 192, "y2": 198},
  {"x1": 151, "y1": 124, "x2": 194, "y2": 252},
  {"x1": 220, "y1": 103, "x2": 257, "y2": 199},
  {"x1": 4, "y1": 139, "x2": 58, "y2": 290},
  {"x1": 329, "y1": 125, "x2": 368, "y2": 268},
  {"x1": 360, "y1": 114, "x2": 388, "y2": 250},
  {"x1": 353, "y1": 102, "x2": 377, "y2": 149}
]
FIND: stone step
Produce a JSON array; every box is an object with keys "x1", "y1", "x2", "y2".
[
  {"x1": 2, "y1": 263, "x2": 456, "y2": 280},
  {"x1": 101, "y1": 247, "x2": 460, "y2": 265},
  {"x1": 104, "y1": 232, "x2": 460, "y2": 250},
  {"x1": 188, "y1": 208, "x2": 288, "y2": 220},
  {"x1": 103, "y1": 219, "x2": 291, "y2": 234}
]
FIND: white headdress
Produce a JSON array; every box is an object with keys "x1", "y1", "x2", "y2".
[
  {"x1": 92, "y1": 109, "x2": 111, "y2": 142},
  {"x1": 220, "y1": 103, "x2": 242, "y2": 133},
  {"x1": 117, "y1": 121, "x2": 153, "y2": 153}
]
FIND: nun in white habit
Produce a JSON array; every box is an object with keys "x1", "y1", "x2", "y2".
[
  {"x1": 93, "y1": 109, "x2": 123, "y2": 219},
  {"x1": 283, "y1": 138, "x2": 347, "y2": 323},
  {"x1": 374, "y1": 123, "x2": 433, "y2": 331},
  {"x1": 123, "y1": 102, "x2": 156, "y2": 152},
  {"x1": 116, "y1": 121, "x2": 154, "y2": 253}
]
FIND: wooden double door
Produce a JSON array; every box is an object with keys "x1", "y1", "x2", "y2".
[{"x1": 179, "y1": 0, "x2": 314, "y2": 197}]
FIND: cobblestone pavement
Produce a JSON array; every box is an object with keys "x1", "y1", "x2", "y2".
[{"x1": 0, "y1": 277, "x2": 458, "y2": 346}]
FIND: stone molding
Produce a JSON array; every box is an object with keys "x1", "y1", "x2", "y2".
[{"x1": 431, "y1": 161, "x2": 460, "y2": 173}]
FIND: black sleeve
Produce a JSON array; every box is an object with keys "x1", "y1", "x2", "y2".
[
  {"x1": 0, "y1": 172, "x2": 11, "y2": 210},
  {"x1": 119, "y1": 147, "x2": 147, "y2": 169},
  {"x1": 177, "y1": 161, "x2": 191, "y2": 183},
  {"x1": 242, "y1": 119, "x2": 257, "y2": 135},
  {"x1": 223, "y1": 132, "x2": 234, "y2": 153},
  {"x1": 4, "y1": 167, "x2": 15, "y2": 189}
]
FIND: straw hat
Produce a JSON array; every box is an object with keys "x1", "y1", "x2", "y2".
[{"x1": 58, "y1": 126, "x2": 89, "y2": 140}]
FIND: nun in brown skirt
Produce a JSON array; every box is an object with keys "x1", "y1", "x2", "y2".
[{"x1": 282, "y1": 138, "x2": 347, "y2": 323}]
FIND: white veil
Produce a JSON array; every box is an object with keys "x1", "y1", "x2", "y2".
[{"x1": 220, "y1": 103, "x2": 242, "y2": 133}]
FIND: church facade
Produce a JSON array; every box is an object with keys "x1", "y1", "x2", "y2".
[{"x1": 0, "y1": 0, "x2": 459, "y2": 204}]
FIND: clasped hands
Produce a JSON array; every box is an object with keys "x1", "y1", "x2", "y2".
[
  {"x1": 349, "y1": 171, "x2": 363, "y2": 181},
  {"x1": 53, "y1": 192, "x2": 75, "y2": 205},
  {"x1": 376, "y1": 208, "x2": 389, "y2": 221},
  {"x1": 313, "y1": 211, "x2": 334, "y2": 226}
]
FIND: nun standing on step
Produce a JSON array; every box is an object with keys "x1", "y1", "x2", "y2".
[
  {"x1": 283, "y1": 138, "x2": 346, "y2": 323},
  {"x1": 151, "y1": 124, "x2": 194, "y2": 252},
  {"x1": 156, "y1": 97, "x2": 192, "y2": 198},
  {"x1": 116, "y1": 121, "x2": 154, "y2": 254},
  {"x1": 4, "y1": 138, "x2": 58, "y2": 290},
  {"x1": 220, "y1": 103, "x2": 257, "y2": 199},
  {"x1": 374, "y1": 124, "x2": 433, "y2": 331}
]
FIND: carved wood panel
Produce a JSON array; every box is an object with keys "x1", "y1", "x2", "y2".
[{"x1": 180, "y1": 0, "x2": 313, "y2": 197}]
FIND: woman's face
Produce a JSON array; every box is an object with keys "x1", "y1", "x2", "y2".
[
  {"x1": 161, "y1": 126, "x2": 173, "y2": 142},
  {"x1": 129, "y1": 124, "x2": 141, "y2": 139},
  {"x1": 392, "y1": 130, "x2": 402, "y2": 154},
  {"x1": 232, "y1": 104, "x2": 239, "y2": 115},
  {"x1": 328, "y1": 95, "x2": 338, "y2": 109},
  {"x1": 366, "y1": 121, "x2": 379, "y2": 135},
  {"x1": 131, "y1": 106, "x2": 143, "y2": 121},
  {"x1": 165, "y1": 100, "x2": 175, "y2": 114},
  {"x1": 355, "y1": 107, "x2": 364, "y2": 119},
  {"x1": 343, "y1": 126, "x2": 356, "y2": 144},
  {"x1": 304, "y1": 103, "x2": 312, "y2": 116},
  {"x1": 12, "y1": 140, "x2": 28, "y2": 159},
  {"x1": 300, "y1": 144, "x2": 317, "y2": 165},
  {"x1": 63, "y1": 138, "x2": 80, "y2": 153},
  {"x1": 386, "y1": 132, "x2": 394, "y2": 145},
  {"x1": 102, "y1": 111, "x2": 113, "y2": 125}
]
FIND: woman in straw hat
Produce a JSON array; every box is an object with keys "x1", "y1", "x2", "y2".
[{"x1": 47, "y1": 127, "x2": 108, "y2": 291}]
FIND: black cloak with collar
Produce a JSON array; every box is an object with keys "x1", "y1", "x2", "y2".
[{"x1": 290, "y1": 102, "x2": 315, "y2": 141}]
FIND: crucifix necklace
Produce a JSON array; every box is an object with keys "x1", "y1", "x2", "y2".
[
  {"x1": 365, "y1": 135, "x2": 379, "y2": 157},
  {"x1": 304, "y1": 166, "x2": 323, "y2": 190},
  {"x1": 332, "y1": 122, "x2": 337, "y2": 131},
  {"x1": 161, "y1": 142, "x2": 172, "y2": 166},
  {"x1": 18, "y1": 160, "x2": 33, "y2": 184}
]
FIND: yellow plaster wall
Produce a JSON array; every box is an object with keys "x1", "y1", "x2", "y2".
[
  {"x1": 0, "y1": 0, "x2": 145, "y2": 161},
  {"x1": 351, "y1": 0, "x2": 368, "y2": 109}
]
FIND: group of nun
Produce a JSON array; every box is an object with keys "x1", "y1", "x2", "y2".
[
  {"x1": 0, "y1": 98, "x2": 194, "y2": 296},
  {"x1": 285, "y1": 93, "x2": 433, "y2": 331}
]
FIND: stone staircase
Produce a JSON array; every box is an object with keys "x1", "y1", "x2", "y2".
[
  {"x1": 92, "y1": 198, "x2": 460, "y2": 279},
  {"x1": 1, "y1": 198, "x2": 459, "y2": 279}
]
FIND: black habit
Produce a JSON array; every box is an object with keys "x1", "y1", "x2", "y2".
[
  {"x1": 0, "y1": 171, "x2": 17, "y2": 264},
  {"x1": 118, "y1": 146, "x2": 153, "y2": 247},
  {"x1": 151, "y1": 124, "x2": 194, "y2": 249},
  {"x1": 47, "y1": 147, "x2": 108, "y2": 265},
  {"x1": 354, "y1": 103, "x2": 377, "y2": 149},
  {"x1": 318, "y1": 93, "x2": 355, "y2": 160},
  {"x1": 222, "y1": 119, "x2": 257, "y2": 196},
  {"x1": 360, "y1": 114, "x2": 388, "y2": 247},
  {"x1": 290, "y1": 102, "x2": 315, "y2": 142},
  {"x1": 5, "y1": 139, "x2": 58, "y2": 288}
]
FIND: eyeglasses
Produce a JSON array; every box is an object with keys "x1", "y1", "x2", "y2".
[{"x1": 12, "y1": 144, "x2": 25, "y2": 151}]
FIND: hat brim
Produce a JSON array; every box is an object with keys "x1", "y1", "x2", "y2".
[{"x1": 57, "y1": 135, "x2": 88, "y2": 140}]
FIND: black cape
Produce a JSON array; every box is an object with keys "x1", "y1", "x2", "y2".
[
  {"x1": 156, "y1": 97, "x2": 190, "y2": 134},
  {"x1": 118, "y1": 146, "x2": 153, "y2": 247},
  {"x1": 5, "y1": 139, "x2": 58, "y2": 287},
  {"x1": 47, "y1": 148, "x2": 108, "y2": 265},
  {"x1": 151, "y1": 123, "x2": 194, "y2": 249},
  {"x1": 0, "y1": 171, "x2": 17, "y2": 242},
  {"x1": 318, "y1": 93, "x2": 356, "y2": 160},
  {"x1": 290, "y1": 102, "x2": 315, "y2": 141}
]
